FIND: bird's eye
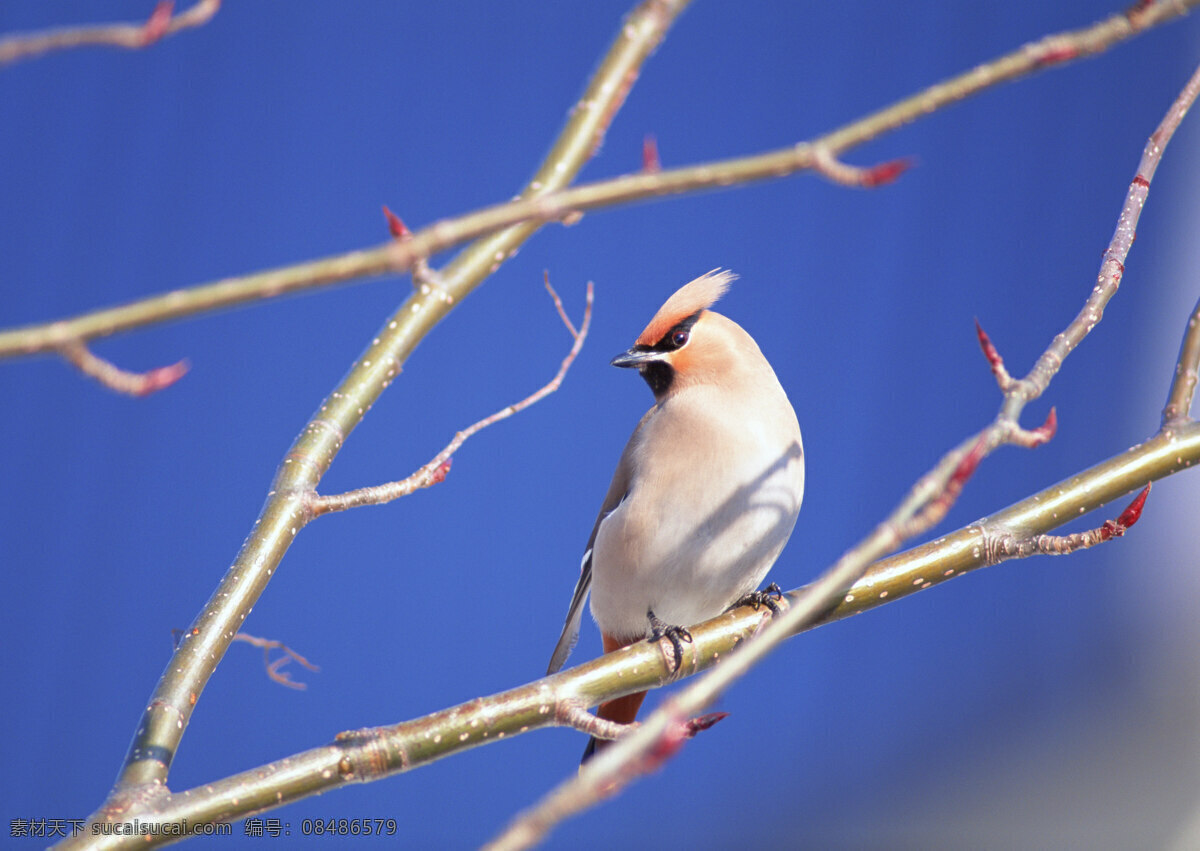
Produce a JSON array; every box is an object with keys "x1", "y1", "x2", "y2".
[{"x1": 671, "y1": 330, "x2": 689, "y2": 348}]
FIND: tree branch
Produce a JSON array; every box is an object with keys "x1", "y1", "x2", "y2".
[
  {"x1": 53, "y1": 420, "x2": 1200, "y2": 850},
  {"x1": 0, "y1": 1, "x2": 220, "y2": 67},
  {"x1": 34, "y1": 3, "x2": 1200, "y2": 847},
  {"x1": 986, "y1": 484, "x2": 1151, "y2": 557},
  {"x1": 485, "y1": 54, "x2": 1200, "y2": 849},
  {"x1": 309, "y1": 280, "x2": 592, "y2": 516},
  {"x1": 57, "y1": 341, "x2": 188, "y2": 397},
  {"x1": 2, "y1": 0, "x2": 1195, "y2": 364},
  {"x1": 231, "y1": 633, "x2": 319, "y2": 692},
  {"x1": 1163, "y1": 295, "x2": 1200, "y2": 425},
  {"x1": 557, "y1": 703, "x2": 631, "y2": 742},
  {"x1": 811, "y1": 145, "x2": 913, "y2": 188},
  {"x1": 67, "y1": 0, "x2": 691, "y2": 833},
  {"x1": 483, "y1": 433, "x2": 1188, "y2": 850}
]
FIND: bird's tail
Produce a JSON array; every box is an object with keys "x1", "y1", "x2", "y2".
[{"x1": 581, "y1": 631, "x2": 646, "y2": 763}]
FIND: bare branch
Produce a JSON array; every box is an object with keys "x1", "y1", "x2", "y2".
[
  {"x1": 0, "y1": 0, "x2": 220, "y2": 67},
  {"x1": 383, "y1": 204, "x2": 439, "y2": 293},
  {"x1": 811, "y1": 146, "x2": 913, "y2": 188},
  {"x1": 1163, "y1": 295, "x2": 1200, "y2": 425},
  {"x1": 975, "y1": 319, "x2": 1017, "y2": 391},
  {"x1": 49, "y1": 419, "x2": 1195, "y2": 848},
  {"x1": 309, "y1": 280, "x2": 592, "y2": 516},
  {"x1": 57, "y1": 340, "x2": 188, "y2": 397},
  {"x1": 174, "y1": 629, "x2": 319, "y2": 689},
  {"x1": 487, "y1": 56, "x2": 1200, "y2": 849},
  {"x1": 41, "y1": 4, "x2": 1200, "y2": 846},
  {"x1": 894, "y1": 436, "x2": 986, "y2": 540},
  {"x1": 543, "y1": 271, "x2": 579, "y2": 339},
  {"x1": 484, "y1": 446, "x2": 1178, "y2": 851},
  {"x1": 556, "y1": 700, "x2": 726, "y2": 752},
  {"x1": 538, "y1": 706, "x2": 733, "y2": 817},
  {"x1": 233, "y1": 633, "x2": 320, "y2": 691},
  {"x1": 80, "y1": 1, "x2": 685, "y2": 813},
  {"x1": 1010, "y1": 53, "x2": 1200, "y2": 414},
  {"x1": 557, "y1": 703, "x2": 631, "y2": 742},
  {"x1": 1009, "y1": 406, "x2": 1059, "y2": 449},
  {"x1": 632, "y1": 709, "x2": 728, "y2": 769},
  {"x1": 984, "y1": 484, "x2": 1151, "y2": 560},
  {"x1": 3, "y1": 0, "x2": 1196, "y2": 361}
]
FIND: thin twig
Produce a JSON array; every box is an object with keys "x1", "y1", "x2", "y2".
[
  {"x1": 57, "y1": 340, "x2": 188, "y2": 397},
  {"x1": 485, "y1": 55, "x2": 1200, "y2": 851},
  {"x1": 383, "y1": 204, "x2": 441, "y2": 293},
  {"x1": 975, "y1": 319, "x2": 1017, "y2": 391},
  {"x1": 1163, "y1": 295, "x2": 1200, "y2": 425},
  {"x1": 1005, "y1": 52, "x2": 1200, "y2": 420},
  {"x1": 893, "y1": 436, "x2": 986, "y2": 540},
  {"x1": 558, "y1": 703, "x2": 631, "y2": 742},
  {"x1": 233, "y1": 633, "x2": 320, "y2": 691},
  {"x1": 985, "y1": 483, "x2": 1151, "y2": 559},
  {"x1": 1007, "y1": 407, "x2": 1059, "y2": 449},
  {"x1": 811, "y1": 146, "x2": 913, "y2": 188},
  {"x1": 544, "y1": 271, "x2": 579, "y2": 339},
  {"x1": 3, "y1": 0, "x2": 1196, "y2": 361},
  {"x1": 0, "y1": 0, "x2": 220, "y2": 67},
  {"x1": 310, "y1": 280, "x2": 593, "y2": 516}
]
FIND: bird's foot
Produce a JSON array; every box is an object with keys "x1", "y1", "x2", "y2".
[
  {"x1": 646, "y1": 609, "x2": 692, "y2": 672},
  {"x1": 730, "y1": 582, "x2": 785, "y2": 615}
]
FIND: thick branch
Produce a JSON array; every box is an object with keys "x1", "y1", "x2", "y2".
[
  {"x1": 487, "y1": 53, "x2": 1200, "y2": 847},
  {"x1": 986, "y1": 484, "x2": 1150, "y2": 557},
  {"x1": 486, "y1": 439, "x2": 1189, "y2": 851},
  {"x1": 53, "y1": 423, "x2": 1200, "y2": 850},
  {"x1": 3, "y1": 0, "x2": 1196, "y2": 361},
  {"x1": 42, "y1": 3, "x2": 1200, "y2": 847},
  {"x1": 83, "y1": 0, "x2": 689, "y2": 818}
]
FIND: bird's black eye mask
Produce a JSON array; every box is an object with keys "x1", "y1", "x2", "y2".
[
  {"x1": 628, "y1": 310, "x2": 702, "y2": 397},
  {"x1": 646, "y1": 310, "x2": 703, "y2": 354}
]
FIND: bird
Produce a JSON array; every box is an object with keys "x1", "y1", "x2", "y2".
[{"x1": 546, "y1": 269, "x2": 805, "y2": 762}]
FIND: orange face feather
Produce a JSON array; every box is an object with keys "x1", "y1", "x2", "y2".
[{"x1": 634, "y1": 269, "x2": 737, "y2": 347}]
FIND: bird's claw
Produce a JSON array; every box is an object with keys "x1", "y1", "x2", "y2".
[
  {"x1": 731, "y1": 582, "x2": 785, "y2": 615},
  {"x1": 646, "y1": 609, "x2": 692, "y2": 672}
]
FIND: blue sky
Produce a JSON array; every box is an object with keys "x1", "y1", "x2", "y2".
[{"x1": 4, "y1": 2, "x2": 1200, "y2": 848}]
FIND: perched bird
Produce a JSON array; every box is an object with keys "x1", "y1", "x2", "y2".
[{"x1": 547, "y1": 269, "x2": 805, "y2": 761}]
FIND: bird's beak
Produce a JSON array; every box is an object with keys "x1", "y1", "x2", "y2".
[{"x1": 610, "y1": 347, "x2": 663, "y2": 368}]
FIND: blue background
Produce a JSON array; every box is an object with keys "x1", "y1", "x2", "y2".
[{"x1": 4, "y1": 2, "x2": 1200, "y2": 848}]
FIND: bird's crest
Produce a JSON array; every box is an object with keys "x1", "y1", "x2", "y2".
[{"x1": 635, "y1": 269, "x2": 737, "y2": 346}]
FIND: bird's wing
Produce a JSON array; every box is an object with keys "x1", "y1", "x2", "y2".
[
  {"x1": 546, "y1": 422, "x2": 642, "y2": 675},
  {"x1": 546, "y1": 549, "x2": 593, "y2": 675}
]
